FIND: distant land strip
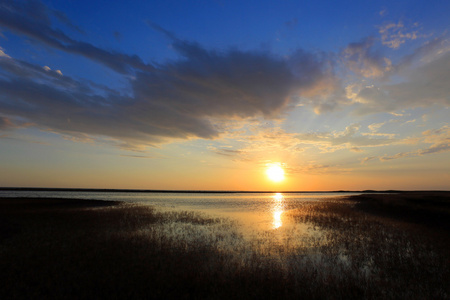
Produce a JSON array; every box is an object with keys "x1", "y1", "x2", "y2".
[{"x1": 1, "y1": 187, "x2": 447, "y2": 194}]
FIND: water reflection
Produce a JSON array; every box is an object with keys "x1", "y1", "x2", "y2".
[{"x1": 272, "y1": 193, "x2": 284, "y2": 229}]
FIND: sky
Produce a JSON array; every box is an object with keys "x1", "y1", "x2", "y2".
[{"x1": 0, "y1": 0, "x2": 449, "y2": 191}]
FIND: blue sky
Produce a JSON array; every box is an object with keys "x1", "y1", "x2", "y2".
[{"x1": 0, "y1": 0, "x2": 449, "y2": 190}]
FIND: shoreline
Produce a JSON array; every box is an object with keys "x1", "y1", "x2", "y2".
[{"x1": 3, "y1": 187, "x2": 448, "y2": 194}]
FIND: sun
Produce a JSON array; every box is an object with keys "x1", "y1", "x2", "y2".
[{"x1": 266, "y1": 165, "x2": 285, "y2": 182}]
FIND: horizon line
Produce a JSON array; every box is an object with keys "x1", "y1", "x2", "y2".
[{"x1": 1, "y1": 187, "x2": 448, "y2": 194}]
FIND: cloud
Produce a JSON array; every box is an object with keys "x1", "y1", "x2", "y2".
[
  {"x1": 402, "y1": 119, "x2": 416, "y2": 125},
  {"x1": 362, "y1": 125, "x2": 450, "y2": 163},
  {"x1": 361, "y1": 156, "x2": 378, "y2": 164},
  {"x1": 378, "y1": 21, "x2": 426, "y2": 49},
  {"x1": 247, "y1": 127, "x2": 301, "y2": 150},
  {"x1": 0, "y1": 1, "x2": 344, "y2": 150},
  {"x1": 368, "y1": 118, "x2": 414, "y2": 132},
  {"x1": 119, "y1": 154, "x2": 164, "y2": 159},
  {"x1": 0, "y1": 47, "x2": 10, "y2": 58},
  {"x1": 0, "y1": 50, "x2": 106, "y2": 95},
  {"x1": 368, "y1": 122, "x2": 386, "y2": 132},
  {"x1": 342, "y1": 37, "x2": 392, "y2": 78},
  {"x1": 0, "y1": 116, "x2": 15, "y2": 130},
  {"x1": 1, "y1": 1, "x2": 446, "y2": 152},
  {"x1": 286, "y1": 163, "x2": 351, "y2": 175},
  {"x1": 350, "y1": 147, "x2": 363, "y2": 152},
  {"x1": 379, "y1": 151, "x2": 411, "y2": 161},
  {"x1": 0, "y1": 0, "x2": 154, "y2": 74},
  {"x1": 352, "y1": 44, "x2": 450, "y2": 114},
  {"x1": 341, "y1": 34, "x2": 450, "y2": 115},
  {"x1": 42, "y1": 65, "x2": 62, "y2": 75},
  {"x1": 0, "y1": 36, "x2": 336, "y2": 150},
  {"x1": 418, "y1": 143, "x2": 450, "y2": 155},
  {"x1": 134, "y1": 42, "x2": 296, "y2": 120},
  {"x1": 212, "y1": 148, "x2": 244, "y2": 157},
  {"x1": 207, "y1": 126, "x2": 304, "y2": 162},
  {"x1": 297, "y1": 123, "x2": 396, "y2": 152},
  {"x1": 379, "y1": 9, "x2": 387, "y2": 17},
  {"x1": 151, "y1": 21, "x2": 345, "y2": 115}
]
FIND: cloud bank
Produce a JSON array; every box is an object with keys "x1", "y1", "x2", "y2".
[
  {"x1": 0, "y1": 0, "x2": 449, "y2": 151},
  {"x1": 0, "y1": 1, "x2": 340, "y2": 149}
]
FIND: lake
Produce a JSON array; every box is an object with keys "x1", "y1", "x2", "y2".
[{"x1": 0, "y1": 190, "x2": 359, "y2": 238}]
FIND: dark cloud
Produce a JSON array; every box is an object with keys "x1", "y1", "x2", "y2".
[
  {"x1": 136, "y1": 40, "x2": 298, "y2": 119},
  {"x1": 0, "y1": 0, "x2": 153, "y2": 74},
  {"x1": 0, "y1": 1, "x2": 338, "y2": 150},
  {"x1": 51, "y1": 8, "x2": 85, "y2": 35},
  {"x1": 0, "y1": 75, "x2": 207, "y2": 146},
  {"x1": 0, "y1": 38, "x2": 334, "y2": 148}
]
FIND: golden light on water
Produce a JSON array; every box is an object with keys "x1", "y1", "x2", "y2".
[
  {"x1": 266, "y1": 164, "x2": 285, "y2": 182},
  {"x1": 272, "y1": 193, "x2": 284, "y2": 229},
  {"x1": 273, "y1": 210, "x2": 282, "y2": 229},
  {"x1": 274, "y1": 192, "x2": 283, "y2": 202}
]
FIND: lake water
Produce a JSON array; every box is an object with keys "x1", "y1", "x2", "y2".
[{"x1": 0, "y1": 190, "x2": 359, "y2": 238}]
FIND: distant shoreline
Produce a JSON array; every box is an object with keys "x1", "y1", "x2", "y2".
[{"x1": 1, "y1": 187, "x2": 447, "y2": 194}]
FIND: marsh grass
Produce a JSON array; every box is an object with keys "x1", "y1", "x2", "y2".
[
  {"x1": 283, "y1": 198, "x2": 449, "y2": 299},
  {"x1": 0, "y1": 194, "x2": 449, "y2": 299}
]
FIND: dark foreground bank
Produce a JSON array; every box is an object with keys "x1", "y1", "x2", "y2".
[
  {"x1": 347, "y1": 191, "x2": 450, "y2": 232},
  {"x1": 0, "y1": 193, "x2": 449, "y2": 299}
]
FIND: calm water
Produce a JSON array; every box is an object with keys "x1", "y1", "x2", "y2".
[{"x1": 0, "y1": 190, "x2": 359, "y2": 237}]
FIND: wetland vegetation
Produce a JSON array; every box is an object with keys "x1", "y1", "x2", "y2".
[{"x1": 1, "y1": 192, "x2": 449, "y2": 299}]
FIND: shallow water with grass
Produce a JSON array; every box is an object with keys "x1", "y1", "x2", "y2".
[
  {"x1": 1, "y1": 191, "x2": 449, "y2": 299},
  {"x1": 0, "y1": 191, "x2": 357, "y2": 238}
]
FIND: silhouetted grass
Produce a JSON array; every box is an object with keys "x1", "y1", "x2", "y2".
[
  {"x1": 284, "y1": 196, "x2": 449, "y2": 299},
  {"x1": 0, "y1": 194, "x2": 449, "y2": 299}
]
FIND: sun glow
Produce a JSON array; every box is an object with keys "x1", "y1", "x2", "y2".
[{"x1": 266, "y1": 164, "x2": 285, "y2": 182}]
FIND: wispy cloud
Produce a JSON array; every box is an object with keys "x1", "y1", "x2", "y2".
[
  {"x1": 285, "y1": 163, "x2": 351, "y2": 175},
  {"x1": 342, "y1": 37, "x2": 392, "y2": 78},
  {"x1": 362, "y1": 125, "x2": 450, "y2": 163},
  {"x1": 351, "y1": 43, "x2": 450, "y2": 114},
  {"x1": 297, "y1": 124, "x2": 396, "y2": 152},
  {"x1": 378, "y1": 21, "x2": 427, "y2": 49},
  {"x1": 208, "y1": 126, "x2": 303, "y2": 162},
  {"x1": 119, "y1": 154, "x2": 164, "y2": 159}
]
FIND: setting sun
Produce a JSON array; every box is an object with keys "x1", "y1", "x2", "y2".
[{"x1": 266, "y1": 165, "x2": 285, "y2": 182}]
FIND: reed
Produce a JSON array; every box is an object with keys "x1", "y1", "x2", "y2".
[{"x1": 0, "y1": 194, "x2": 448, "y2": 299}]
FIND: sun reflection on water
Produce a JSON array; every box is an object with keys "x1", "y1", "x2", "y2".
[{"x1": 272, "y1": 193, "x2": 284, "y2": 229}]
